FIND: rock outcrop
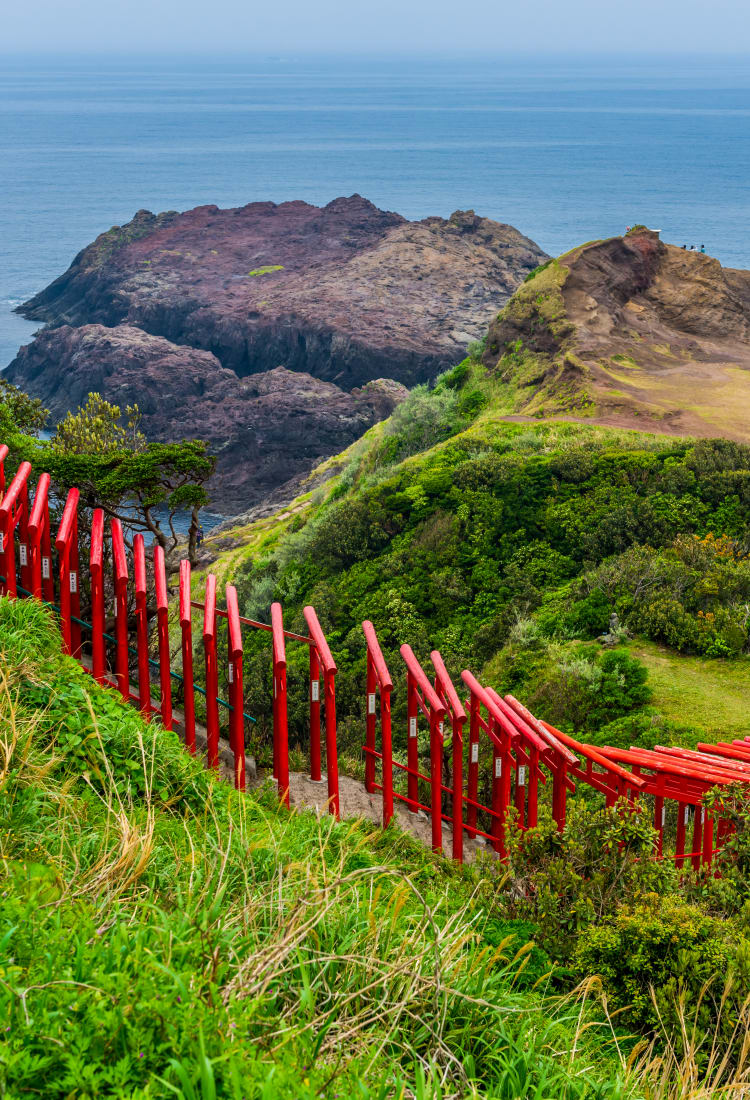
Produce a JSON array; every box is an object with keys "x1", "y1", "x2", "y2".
[
  {"x1": 483, "y1": 230, "x2": 750, "y2": 440},
  {"x1": 10, "y1": 195, "x2": 546, "y2": 511},
  {"x1": 17, "y1": 197, "x2": 546, "y2": 389},
  {"x1": 8, "y1": 324, "x2": 408, "y2": 513}
]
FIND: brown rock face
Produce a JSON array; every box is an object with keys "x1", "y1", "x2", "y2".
[
  {"x1": 483, "y1": 231, "x2": 750, "y2": 441},
  {"x1": 17, "y1": 195, "x2": 546, "y2": 388},
  {"x1": 7, "y1": 324, "x2": 408, "y2": 513},
  {"x1": 10, "y1": 195, "x2": 545, "y2": 512}
]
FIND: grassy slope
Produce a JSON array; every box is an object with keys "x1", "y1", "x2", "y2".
[
  {"x1": 200, "y1": 346, "x2": 750, "y2": 747},
  {"x1": 201, "y1": 379, "x2": 684, "y2": 586},
  {"x1": 482, "y1": 237, "x2": 750, "y2": 442},
  {"x1": 632, "y1": 640, "x2": 750, "y2": 741},
  {"x1": 0, "y1": 597, "x2": 634, "y2": 1100}
]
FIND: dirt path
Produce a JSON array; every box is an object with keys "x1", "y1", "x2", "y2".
[
  {"x1": 80, "y1": 656, "x2": 491, "y2": 862},
  {"x1": 284, "y1": 770, "x2": 494, "y2": 864}
]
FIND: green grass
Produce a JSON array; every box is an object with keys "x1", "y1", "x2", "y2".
[
  {"x1": 631, "y1": 639, "x2": 750, "y2": 741},
  {"x1": 247, "y1": 265, "x2": 284, "y2": 277},
  {"x1": 0, "y1": 597, "x2": 636, "y2": 1099}
]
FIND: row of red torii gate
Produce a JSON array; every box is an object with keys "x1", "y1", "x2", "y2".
[{"x1": 2, "y1": 444, "x2": 749, "y2": 866}]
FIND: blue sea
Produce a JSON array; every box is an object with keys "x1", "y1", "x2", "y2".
[{"x1": 1, "y1": 52, "x2": 749, "y2": 370}]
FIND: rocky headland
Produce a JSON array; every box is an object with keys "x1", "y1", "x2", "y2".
[
  {"x1": 9, "y1": 195, "x2": 546, "y2": 510},
  {"x1": 484, "y1": 229, "x2": 750, "y2": 439}
]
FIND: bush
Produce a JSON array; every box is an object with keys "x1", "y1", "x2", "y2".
[
  {"x1": 528, "y1": 647, "x2": 651, "y2": 734},
  {"x1": 376, "y1": 384, "x2": 460, "y2": 463},
  {"x1": 503, "y1": 801, "x2": 674, "y2": 957},
  {"x1": 585, "y1": 534, "x2": 750, "y2": 656},
  {"x1": 573, "y1": 895, "x2": 750, "y2": 1053},
  {"x1": 687, "y1": 784, "x2": 750, "y2": 917},
  {"x1": 587, "y1": 709, "x2": 701, "y2": 752}
]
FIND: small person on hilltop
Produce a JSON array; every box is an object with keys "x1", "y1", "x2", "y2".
[
  {"x1": 196, "y1": 523, "x2": 204, "y2": 549},
  {"x1": 701, "y1": 244, "x2": 706, "y2": 253}
]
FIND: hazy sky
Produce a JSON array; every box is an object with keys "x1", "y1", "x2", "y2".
[{"x1": 3, "y1": 0, "x2": 750, "y2": 54}]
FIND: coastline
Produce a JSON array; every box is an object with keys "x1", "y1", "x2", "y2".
[{"x1": 0, "y1": 301, "x2": 39, "y2": 371}]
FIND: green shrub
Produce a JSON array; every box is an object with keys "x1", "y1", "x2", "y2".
[
  {"x1": 585, "y1": 534, "x2": 750, "y2": 656},
  {"x1": 573, "y1": 895, "x2": 750, "y2": 1052},
  {"x1": 503, "y1": 802, "x2": 675, "y2": 957},
  {"x1": 528, "y1": 647, "x2": 651, "y2": 734},
  {"x1": 588, "y1": 709, "x2": 702, "y2": 752},
  {"x1": 686, "y1": 784, "x2": 750, "y2": 917},
  {"x1": 232, "y1": 417, "x2": 750, "y2": 747},
  {"x1": 375, "y1": 384, "x2": 460, "y2": 463}
]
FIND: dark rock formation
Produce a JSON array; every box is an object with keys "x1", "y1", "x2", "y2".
[
  {"x1": 10, "y1": 195, "x2": 546, "y2": 511},
  {"x1": 7, "y1": 324, "x2": 408, "y2": 513},
  {"x1": 17, "y1": 196, "x2": 546, "y2": 388}
]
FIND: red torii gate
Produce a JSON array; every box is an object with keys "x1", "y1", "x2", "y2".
[
  {"x1": 0, "y1": 445, "x2": 340, "y2": 812},
  {"x1": 0, "y1": 460, "x2": 31, "y2": 599},
  {"x1": 2, "y1": 440, "x2": 749, "y2": 875}
]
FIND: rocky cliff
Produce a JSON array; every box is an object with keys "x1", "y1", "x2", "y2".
[
  {"x1": 483, "y1": 230, "x2": 750, "y2": 440},
  {"x1": 10, "y1": 195, "x2": 545, "y2": 510},
  {"x1": 7, "y1": 324, "x2": 407, "y2": 512}
]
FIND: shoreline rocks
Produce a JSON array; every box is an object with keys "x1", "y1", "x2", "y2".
[{"x1": 10, "y1": 195, "x2": 546, "y2": 510}]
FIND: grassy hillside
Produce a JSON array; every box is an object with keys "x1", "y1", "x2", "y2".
[
  {"x1": 186, "y1": 355, "x2": 750, "y2": 1095},
  {"x1": 199, "y1": 353, "x2": 750, "y2": 767},
  {"x1": 631, "y1": 641, "x2": 750, "y2": 741},
  {"x1": 0, "y1": 597, "x2": 642, "y2": 1099}
]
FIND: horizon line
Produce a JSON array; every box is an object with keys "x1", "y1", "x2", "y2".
[{"x1": 2, "y1": 47, "x2": 750, "y2": 58}]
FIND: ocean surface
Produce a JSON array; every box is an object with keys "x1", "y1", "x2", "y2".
[{"x1": 1, "y1": 52, "x2": 749, "y2": 370}]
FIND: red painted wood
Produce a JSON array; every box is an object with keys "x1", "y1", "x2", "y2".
[
  {"x1": 28, "y1": 473, "x2": 50, "y2": 601},
  {"x1": 304, "y1": 606, "x2": 339, "y2": 818},
  {"x1": 271, "y1": 602, "x2": 289, "y2": 807},
  {"x1": 226, "y1": 584, "x2": 245, "y2": 791},
  {"x1": 0, "y1": 461, "x2": 32, "y2": 598},
  {"x1": 89, "y1": 508, "x2": 105, "y2": 684},
  {"x1": 154, "y1": 545, "x2": 173, "y2": 732},
  {"x1": 309, "y1": 643, "x2": 321, "y2": 782},
  {"x1": 178, "y1": 559, "x2": 196, "y2": 755},
  {"x1": 133, "y1": 535, "x2": 151, "y2": 717},
  {"x1": 110, "y1": 518, "x2": 129, "y2": 699},
  {"x1": 202, "y1": 574, "x2": 220, "y2": 770}
]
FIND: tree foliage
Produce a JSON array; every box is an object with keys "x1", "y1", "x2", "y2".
[
  {"x1": 38, "y1": 439, "x2": 214, "y2": 564},
  {"x1": 0, "y1": 383, "x2": 214, "y2": 565},
  {"x1": 0, "y1": 378, "x2": 48, "y2": 437},
  {"x1": 52, "y1": 392, "x2": 146, "y2": 455}
]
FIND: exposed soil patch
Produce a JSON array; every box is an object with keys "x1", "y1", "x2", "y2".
[{"x1": 283, "y1": 770, "x2": 496, "y2": 865}]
